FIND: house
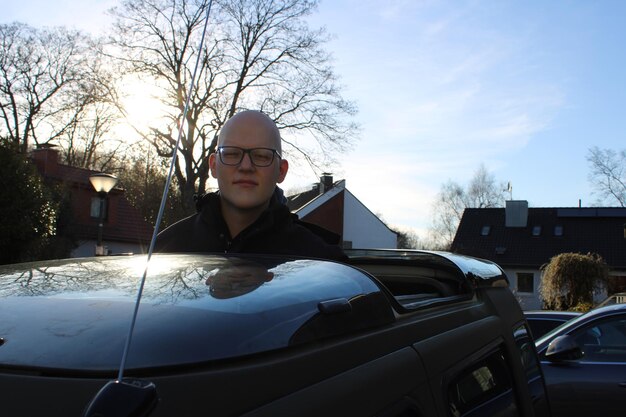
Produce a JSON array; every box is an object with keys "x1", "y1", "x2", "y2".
[
  {"x1": 451, "y1": 200, "x2": 626, "y2": 310},
  {"x1": 287, "y1": 174, "x2": 398, "y2": 249},
  {"x1": 30, "y1": 146, "x2": 153, "y2": 257}
]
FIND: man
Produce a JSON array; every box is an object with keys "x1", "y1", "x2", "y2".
[
  {"x1": 205, "y1": 259, "x2": 274, "y2": 299},
  {"x1": 155, "y1": 110, "x2": 346, "y2": 261}
]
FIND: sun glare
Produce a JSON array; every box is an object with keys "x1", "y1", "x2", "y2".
[
  {"x1": 117, "y1": 77, "x2": 167, "y2": 139},
  {"x1": 123, "y1": 255, "x2": 176, "y2": 280}
]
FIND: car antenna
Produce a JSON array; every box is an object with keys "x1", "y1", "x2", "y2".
[{"x1": 82, "y1": 2, "x2": 214, "y2": 416}]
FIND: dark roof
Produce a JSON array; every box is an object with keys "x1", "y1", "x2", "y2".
[
  {"x1": 30, "y1": 148, "x2": 120, "y2": 189},
  {"x1": 451, "y1": 207, "x2": 626, "y2": 269},
  {"x1": 48, "y1": 163, "x2": 111, "y2": 187},
  {"x1": 287, "y1": 186, "x2": 320, "y2": 211},
  {"x1": 287, "y1": 182, "x2": 345, "y2": 211}
]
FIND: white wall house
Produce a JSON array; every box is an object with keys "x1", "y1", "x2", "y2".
[
  {"x1": 452, "y1": 201, "x2": 626, "y2": 310},
  {"x1": 287, "y1": 175, "x2": 398, "y2": 249}
]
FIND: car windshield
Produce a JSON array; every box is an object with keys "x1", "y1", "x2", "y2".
[
  {"x1": 534, "y1": 319, "x2": 577, "y2": 346},
  {"x1": 534, "y1": 305, "x2": 625, "y2": 348}
]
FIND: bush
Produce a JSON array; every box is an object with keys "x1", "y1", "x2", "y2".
[
  {"x1": 570, "y1": 302, "x2": 594, "y2": 313},
  {"x1": 540, "y1": 252, "x2": 608, "y2": 311},
  {"x1": 0, "y1": 143, "x2": 60, "y2": 264}
]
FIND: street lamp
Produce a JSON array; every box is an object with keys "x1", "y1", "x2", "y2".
[{"x1": 89, "y1": 173, "x2": 118, "y2": 256}]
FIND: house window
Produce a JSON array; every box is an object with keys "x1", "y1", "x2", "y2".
[
  {"x1": 90, "y1": 197, "x2": 108, "y2": 219},
  {"x1": 531, "y1": 226, "x2": 541, "y2": 236},
  {"x1": 342, "y1": 240, "x2": 353, "y2": 249},
  {"x1": 517, "y1": 273, "x2": 534, "y2": 293},
  {"x1": 554, "y1": 225, "x2": 563, "y2": 236},
  {"x1": 481, "y1": 225, "x2": 491, "y2": 236}
]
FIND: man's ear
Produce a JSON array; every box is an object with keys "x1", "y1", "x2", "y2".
[
  {"x1": 277, "y1": 159, "x2": 288, "y2": 183},
  {"x1": 209, "y1": 152, "x2": 217, "y2": 178}
]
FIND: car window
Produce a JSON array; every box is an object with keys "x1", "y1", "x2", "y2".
[
  {"x1": 572, "y1": 316, "x2": 626, "y2": 362},
  {"x1": 447, "y1": 347, "x2": 519, "y2": 417},
  {"x1": 527, "y1": 319, "x2": 564, "y2": 340},
  {"x1": 514, "y1": 326, "x2": 541, "y2": 381},
  {"x1": 514, "y1": 325, "x2": 550, "y2": 417}
]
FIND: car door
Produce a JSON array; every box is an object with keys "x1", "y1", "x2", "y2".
[
  {"x1": 541, "y1": 313, "x2": 626, "y2": 417},
  {"x1": 414, "y1": 316, "x2": 525, "y2": 417},
  {"x1": 240, "y1": 347, "x2": 436, "y2": 417}
]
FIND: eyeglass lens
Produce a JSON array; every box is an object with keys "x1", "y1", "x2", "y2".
[{"x1": 219, "y1": 147, "x2": 277, "y2": 167}]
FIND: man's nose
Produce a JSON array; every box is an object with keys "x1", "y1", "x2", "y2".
[{"x1": 238, "y1": 152, "x2": 255, "y2": 170}]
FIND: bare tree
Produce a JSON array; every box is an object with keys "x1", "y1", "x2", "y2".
[
  {"x1": 393, "y1": 227, "x2": 421, "y2": 249},
  {"x1": 587, "y1": 146, "x2": 626, "y2": 207},
  {"x1": 107, "y1": 0, "x2": 357, "y2": 212},
  {"x1": 117, "y1": 143, "x2": 186, "y2": 228},
  {"x1": 54, "y1": 48, "x2": 129, "y2": 172},
  {"x1": 430, "y1": 164, "x2": 507, "y2": 249},
  {"x1": 0, "y1": 23, "x2": 105, "y2": 153}
]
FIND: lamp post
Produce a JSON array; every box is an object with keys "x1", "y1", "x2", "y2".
[{"x1": 89, "y1": 173, "x2": 118, "y2": 256}]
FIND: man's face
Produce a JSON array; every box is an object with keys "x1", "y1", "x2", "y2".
[
  {"x1": 209, "y1": 112, "x2": 288, "y2": 213},
  {"x1": 205, "y1": 264, "x2": 274, "y2": 299}
]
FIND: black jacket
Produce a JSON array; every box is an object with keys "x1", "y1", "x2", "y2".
[{"x1": 154, "y1": 190, "x2": 347, "y2": 261}]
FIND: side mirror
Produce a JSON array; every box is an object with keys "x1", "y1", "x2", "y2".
[{"x1": 545, "y1": 335, "x2": 583, "y2": 362}]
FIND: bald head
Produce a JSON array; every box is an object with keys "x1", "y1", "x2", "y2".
[
  {"x1": 218, "y1": 110, "x2": 282, "y2": 154},
  {"x1": 209, "y1": 109, "x2": 289, "y2": 232}
]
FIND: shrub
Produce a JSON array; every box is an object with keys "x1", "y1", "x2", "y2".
[{"x1": 540, "y1": 252, "x2": 608, "y2": 311}]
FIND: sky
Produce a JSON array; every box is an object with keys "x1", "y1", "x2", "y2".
[{"x1": 3, "y1": 0, "x2": 626, "y2": 238}]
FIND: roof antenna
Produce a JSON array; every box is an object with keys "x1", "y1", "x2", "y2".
[
  {"x1": 504, "y1": 182, "x2": 513, "y2": 201},
  {"x1": 82, "y1": 2, "x2": 214, "y2": 416}
]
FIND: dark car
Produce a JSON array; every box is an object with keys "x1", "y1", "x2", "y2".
[
  {"x1": 0, "y1": 250, "x2": 550, "y2": 417},
  {"x1": 534, "y1": 303, "x2": 626, "y2": 417},
  {"x1": 524, "y1": 311, "x2": 582, "y2": 339}
]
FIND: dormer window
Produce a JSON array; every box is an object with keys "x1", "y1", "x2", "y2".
[
  {"x1": 554, "y1": 225, "x2": 563, "y2": 236},
  {"x1": 481, "y1": 225, "x2": 491, "y2": 236},
  {"x1": 532, "y1": 226, "x2": 541, "y2": 236}
]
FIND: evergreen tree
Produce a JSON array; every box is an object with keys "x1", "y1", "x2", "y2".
[{"x1": 0, "y1": 143, "x2": 67, "y2": 264}]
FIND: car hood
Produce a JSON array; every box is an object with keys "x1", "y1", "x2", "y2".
[{"x1": 0, "y1": 254, "x2": 392, "y2": 374}]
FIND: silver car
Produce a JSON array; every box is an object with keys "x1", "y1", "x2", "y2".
[{"x1": 535, "y1": 303, "x2": 626, "y2": 417}]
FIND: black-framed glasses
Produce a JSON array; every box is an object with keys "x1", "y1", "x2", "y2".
[{"x1": 217, "y1": 146, "x2": 281, "y2": 167}]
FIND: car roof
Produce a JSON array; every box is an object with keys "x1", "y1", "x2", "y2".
[
  {"x1": 0, "y1": 251, "x2": 514, "y2": 375},
  {"x1": 523, "y1": 310, "x2": 582, "y2": 319},
  {"x1": 0, "y1": 254, "x2": 392, "y2": 373},
  {"x1": 345, "y1": 248, "x2": 509, "y2": 287}
]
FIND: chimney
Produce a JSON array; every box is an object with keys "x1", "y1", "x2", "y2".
[
  {"x1": 31, "y1": 144, "x2": 60, "y2": 177},
  {"x1": 319, "y1": 173, "x2": 333, "y2": 194},
  {"x1": 505, "y1": 200, "x2": 528, "y2": 227}
]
